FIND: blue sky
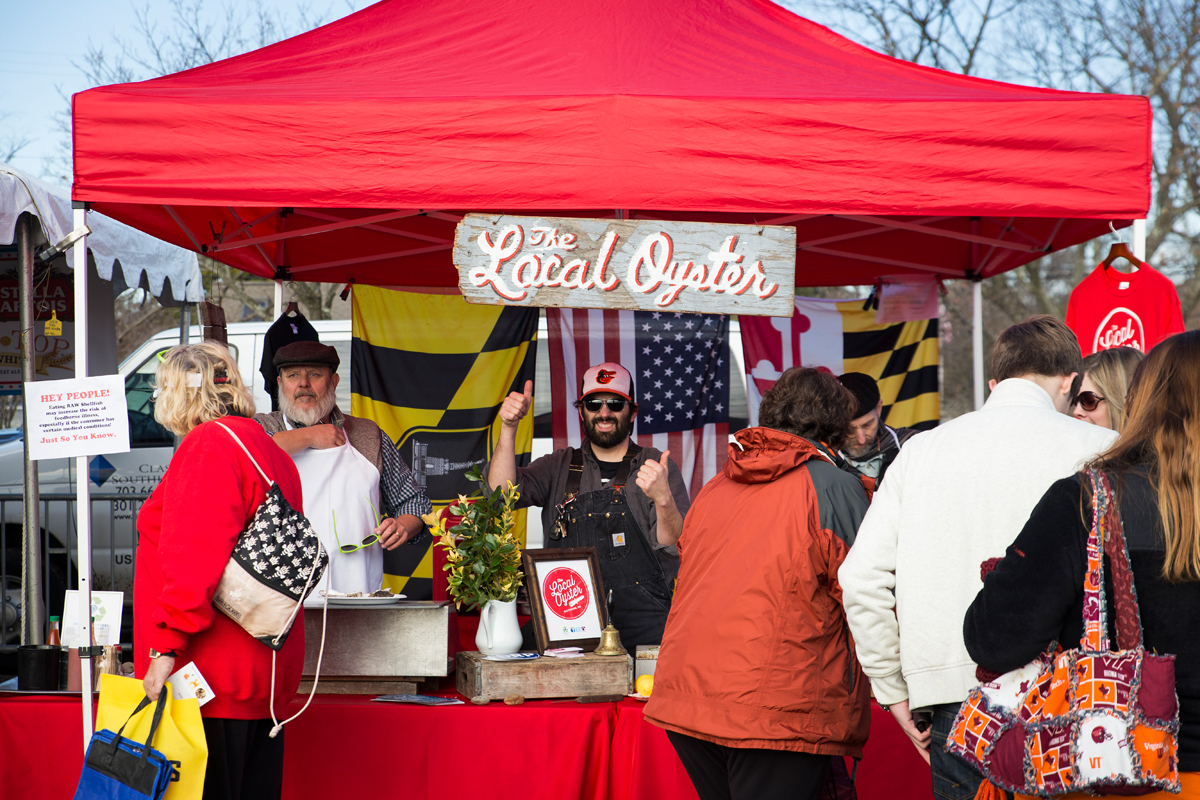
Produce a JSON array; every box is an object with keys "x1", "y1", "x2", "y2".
[{"x1": 0, "y1": 0, "x2": 363, "y2": 186}]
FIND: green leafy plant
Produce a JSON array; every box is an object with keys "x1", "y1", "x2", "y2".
[{"x1": 422, "y1": 467, "x2": 523, "y2": 612}]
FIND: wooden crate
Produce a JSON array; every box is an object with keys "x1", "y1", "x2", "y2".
[{"x1": 456, "y1": 651, "x2": 632, "y2": 701}]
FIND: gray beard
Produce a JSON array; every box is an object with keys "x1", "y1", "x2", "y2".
[{"x1": 281, "y1": 390, "x2": 337, "y2": 428}]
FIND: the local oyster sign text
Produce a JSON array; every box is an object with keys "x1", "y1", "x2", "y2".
[{"x1": 455, "y1": 214, "x2": 796, "y2": 317}]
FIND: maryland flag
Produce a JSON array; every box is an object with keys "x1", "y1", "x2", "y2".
[
  {"x1": 351, "y1": 287, "x2": 538, "y2": 599},
  {"x1": 741, "y1": 296, "x2": 939, "y2": 430}
]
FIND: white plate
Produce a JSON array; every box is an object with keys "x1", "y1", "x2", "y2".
[
  {"x1": 627, "y1": 693, "x2": 651, "y2": 702},
  {"x1": 322, "y1": 595, "x2": 404, "y2": 606}
]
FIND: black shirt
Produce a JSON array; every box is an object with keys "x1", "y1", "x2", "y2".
[
  {"x1": 259, "y1": 311, "x2": 320, "y2": 411},
  {"x1": 597, "y1": 459, "x2": 620, "y2": 484}
]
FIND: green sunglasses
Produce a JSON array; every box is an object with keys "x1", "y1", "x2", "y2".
[{"x1": 331, "y1": 505, "x2": 382, "y2": 554}]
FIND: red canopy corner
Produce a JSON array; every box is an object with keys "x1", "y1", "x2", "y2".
[{"x1": 71, "y1": 0, "x2": 1151, "y2": 287}]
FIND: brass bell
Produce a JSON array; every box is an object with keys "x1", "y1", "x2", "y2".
[{"x1": 593, "y1": 623, "x2": 628, "y2": 657}]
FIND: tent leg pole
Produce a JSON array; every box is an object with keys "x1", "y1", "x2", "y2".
[
  {"x1": 274, "y1": 279, "x2": 283, "y2": 319},
  {"x1": 72, "y1": 202, "x2": 95, "y2": 750},
  {"x1": 17, "y1": 214, "x2": 42, "y2": 646},
  {"x1": 1132, "y1": 219, "x2": 1147, "y2": 262},
  {"x1": 973, "y1": 280, "x2": 984, "y2": 411},
  {"x1": 178, "y1": 302, "x2": 190, "y2": 345}
]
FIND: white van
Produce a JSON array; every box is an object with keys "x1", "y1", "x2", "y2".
[{"x1": 0, "y1": 314, "x2": 747, "y2": 639}]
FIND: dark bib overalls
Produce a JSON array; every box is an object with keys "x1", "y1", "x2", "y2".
[{"x1": 548, "y1": 443, "x2": 673, "y2": 652}]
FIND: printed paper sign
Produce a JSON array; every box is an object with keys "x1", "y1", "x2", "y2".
[
  {"x1": 169, "y1": 662, "x2": 215, "y2": 707},
  {"x1": 876, "y1": 276, "x2": 940, "y2": 324},
  {"x1": 61, "y1": 590, "x2": 124, "y2": 647},
  {"x1": 24, "y1": 374, "x2": 130, "y2": 460},
  {"x1": 536, "y1": 559, "x2": 603, "y2": 641},
  {"x1": 455, "y1": 214, "x2": 796, "y2": 317}
]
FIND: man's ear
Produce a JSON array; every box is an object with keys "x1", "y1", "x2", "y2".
[
  {"x1": 331, "y1": 371, "x2": 341, "y2": 389},
  {"x1": 873, "y1": 400, "x2": 883, "y2": 416},
  {"x1": 988, "y1": 379, "x2": 997, "y2": 391},
  {"x1": 1059, "y1": 372, "x2": 1077, "y2": 397}
]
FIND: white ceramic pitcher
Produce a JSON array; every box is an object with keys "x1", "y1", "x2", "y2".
[{"x1": 476, "y1": 598, "x2": 523, "y2": 655}]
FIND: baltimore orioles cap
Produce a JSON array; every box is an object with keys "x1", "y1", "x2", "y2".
[{"x1": 580, "y1": 362, "x2": 635, "y2": 403}]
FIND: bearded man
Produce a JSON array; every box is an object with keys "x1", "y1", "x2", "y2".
[
  {"x1": 255, "y1": 341, "x2": 431, "y2": 597},
  {"x1": 836, "y1": 372, "x2": 922, "y2": 485},
  {"x1": 486, "y1": 363, "x2": 690, "y2": 651}
]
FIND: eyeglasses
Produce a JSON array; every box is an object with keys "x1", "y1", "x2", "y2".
[
  {"x1": 331, "y1": 507, "x2": 381, "y2": 554},
  {"x1": 1076, "y1": 391, "x2": 1106, "y2": 412},
  {"x1": 582, "y1": 398, "x2": 628, "y2": 413}
]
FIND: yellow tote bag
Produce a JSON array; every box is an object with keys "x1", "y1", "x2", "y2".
[{"x1": 95, "y1": 674, "x2": 208, "y2": 800}]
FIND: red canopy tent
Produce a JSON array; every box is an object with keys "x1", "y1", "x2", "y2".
[
  {"x1": 70, "y1": 0, "x2": 1150, "y2": 288},
  {"x1": 62, "y1": 0, "x2": 1151, "y2": 751}
]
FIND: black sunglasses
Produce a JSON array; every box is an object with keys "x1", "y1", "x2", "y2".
[
  {"x1": 582, "y1": 398, "x2": 628, "y2": 413},
  {"x1": 1076, "y1": 391, "x2": 1106, "y2": 412}
]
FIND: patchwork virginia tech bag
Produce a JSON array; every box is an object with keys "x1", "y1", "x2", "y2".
[{"x1": 946, "y1": 470, "x2": 1180, "y2": 797}]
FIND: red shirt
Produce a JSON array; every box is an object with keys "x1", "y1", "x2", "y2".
[
  {"x1": 1066, "y1": 263, "x2": 1184, "y2": 356},
  {"x1": 135, "y1": 415, "x2": 306, "y2": 719}
]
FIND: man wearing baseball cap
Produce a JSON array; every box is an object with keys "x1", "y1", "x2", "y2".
[
  {"x1": 487, "y1": 362, "x2": 690, "y2": 651},
  {"x1": 836, "y1": 372, "x2": 923, "y2": 485},
  {"x1": 255, "y1": 341, "x2": 431, "y2": 598}
]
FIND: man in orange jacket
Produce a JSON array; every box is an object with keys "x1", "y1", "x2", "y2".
[{"x1": 645, "y1": 367, "x2": 870, "y2": 800}]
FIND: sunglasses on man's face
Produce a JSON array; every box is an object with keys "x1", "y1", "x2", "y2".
[
  {"x1": 582, "y1": 398, "x2": 628, "y2": 413},
  {"x1": 1076, "y1": 391, "x2": 1106, "y2": 412}
]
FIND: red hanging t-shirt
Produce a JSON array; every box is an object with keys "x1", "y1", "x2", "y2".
[{"x1": 1065, "y1": 263, "x2": 1184, "y2": 356}]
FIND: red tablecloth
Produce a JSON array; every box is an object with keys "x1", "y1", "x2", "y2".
[
  {"x1": 0, "y1": 692, "x2": 930, "y2": 800},
  {"x1": 281, "y1": 694, "x2": 615, "y2": 800},
  {"x1": 608, "y1": 699, "x2": 932, "y2": 800},
  {"x1": 0, "y1": 694, "x2": 97, "y2": 799}
]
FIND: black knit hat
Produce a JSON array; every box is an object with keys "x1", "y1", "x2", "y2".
[
  {"x1": 273, "y1": 341, "x2": 340, "y2": 371},
  {"x1": 838, "y1": 372, "x2": 880, "y2": 419}
]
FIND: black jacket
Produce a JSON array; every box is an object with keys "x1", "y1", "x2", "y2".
[{"x1": 964, "y1": 469, "x2": 1200, "y2": 771}]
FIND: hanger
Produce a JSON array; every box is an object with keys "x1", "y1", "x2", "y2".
[
  {"x1": 1102, "y1": 222, "x2": 1143, "y2": 271},
  {"x1": 283, "y1": 281, "x2": 299, "y2": 317}
]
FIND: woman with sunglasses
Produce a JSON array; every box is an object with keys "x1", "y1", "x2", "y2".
[
  {"x1": 964, "y1": 331, "x2": 1200, "y2": 798},
  {"x1": 1073, "y1": 346, "x2": 1144, "y2": 432},
  {"x1": 136, "y1": 342, "x2": 306, "y2": 800}
]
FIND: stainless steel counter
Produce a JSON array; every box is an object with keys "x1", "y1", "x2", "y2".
[{"x1": 301, "y1": 600, "x2": 453, "y2": 679}]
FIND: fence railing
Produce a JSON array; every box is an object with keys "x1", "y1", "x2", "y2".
[{"x1": 0, "y1": 492, "x2": 152, "y2": 651}]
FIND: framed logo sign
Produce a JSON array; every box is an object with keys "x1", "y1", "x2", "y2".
[{"x1": 522, "y1": 547, "x2": 609, "y2": 654}]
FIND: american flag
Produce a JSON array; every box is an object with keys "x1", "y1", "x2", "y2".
[{"x1": 546, "y1": 308, "x2": 730, "y2": 497}]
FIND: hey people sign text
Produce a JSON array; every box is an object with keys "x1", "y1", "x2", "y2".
[{"x1": 454, "y1": 214, "x2": 796, "y2": 317}]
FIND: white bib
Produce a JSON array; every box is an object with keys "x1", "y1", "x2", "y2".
[{"x1": 284, "y1": 419, "x2": 383, "y2": 602}]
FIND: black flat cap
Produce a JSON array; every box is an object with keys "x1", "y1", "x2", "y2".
[
  {"x1": 273, "y1": 341, "x2": 340, "y2": 371},
  {"x1": 838, "y1": 372, "x2": 880, "y2": 419}
]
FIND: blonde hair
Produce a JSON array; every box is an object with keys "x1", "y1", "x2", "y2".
[
  {"x1": 1091, "y1": 332, "x2": 1200, "y2": 582},
  {"x1": 153, "y1": 342, "x2": 255, "y2": 436},
  {"x1": 1079, "y1": 347, "x2": 1145, "y2": 434}
]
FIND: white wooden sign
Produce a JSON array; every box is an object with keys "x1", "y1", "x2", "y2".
[
  {"x1": 455, "y1": 214, "x2": 796, "y2": 317},
  {"x1": 24, "y1": 374, "x2": 130, "y2": 461}
]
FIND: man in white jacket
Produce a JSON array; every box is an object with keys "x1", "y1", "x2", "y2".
[{"x1": 839, "y1": 316, "x2": 1117, "y2": 800}]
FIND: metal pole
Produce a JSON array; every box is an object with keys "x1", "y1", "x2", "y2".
[
  {"x1": 274, "y1": 279, "x2": 284, "y2": 318},
  {"x1": 178, "y1": 301, "x2": 190, "y2": 345},
  {"x1": 72, "y1": 202, "x2": 95, "y2": 748},
  {"x1": 1132, "y1": 219, "x2": 1147, "y2": 261},
  {"x1": 17, "y1": 215, "x2": 43, "y2": 645},
  {"x1": 973, "y1": 280, "x2": 984, "y2": 410}
]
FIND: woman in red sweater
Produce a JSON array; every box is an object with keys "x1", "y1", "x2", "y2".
[{"x1": 136, "y1": 342, "x2": 305, "y2": 800}]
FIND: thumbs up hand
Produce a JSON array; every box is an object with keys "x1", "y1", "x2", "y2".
[
  {"x1": 499, "y1": 380, "x2": 533, "y2": 428},
  {"x1": 635, "y1": 450, "x2": 673, "y2": 505}
]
